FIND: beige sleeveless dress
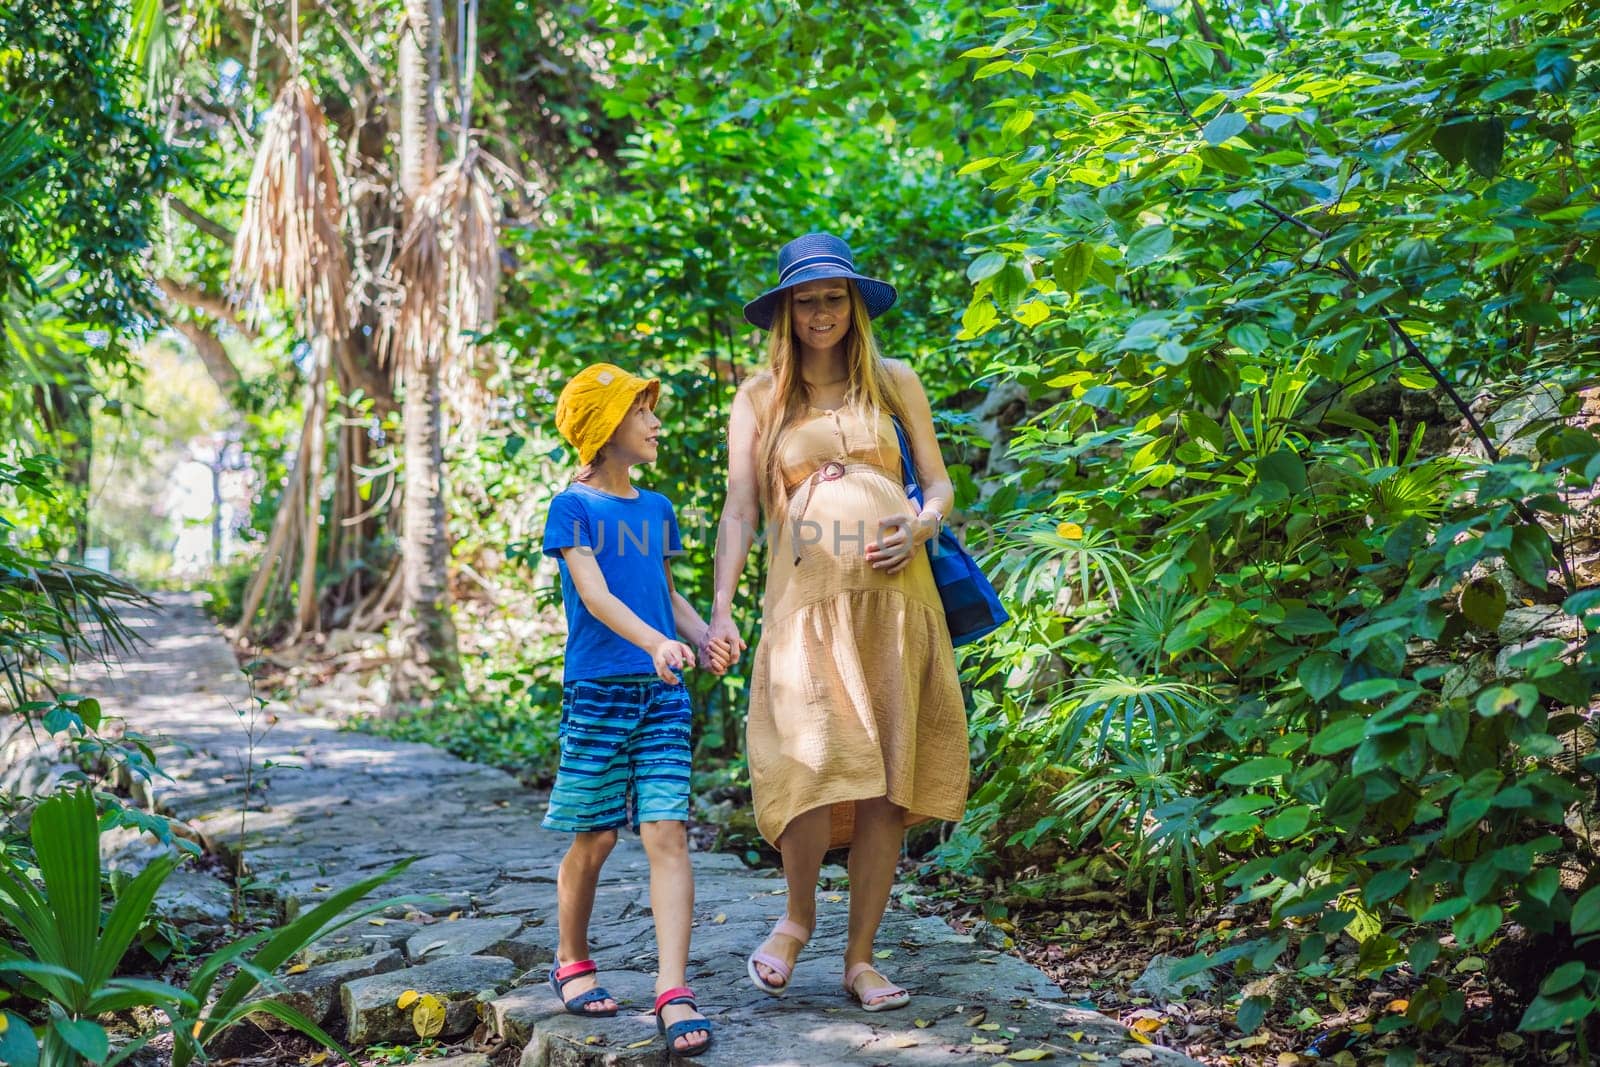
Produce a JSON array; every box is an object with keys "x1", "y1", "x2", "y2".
[{"x1": 746, "y1": 401, "x2": 968, "y2": 848}]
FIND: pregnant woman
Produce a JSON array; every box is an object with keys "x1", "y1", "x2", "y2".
[{"x1": 704, "y1": 232, "x2": 968, "y2": 1012}]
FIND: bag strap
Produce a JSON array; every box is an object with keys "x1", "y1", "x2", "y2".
[{"x1": 889, "y1": 415, "x2": 925, "y2": 507}]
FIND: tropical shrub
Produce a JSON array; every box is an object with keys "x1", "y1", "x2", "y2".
[
  {"x1": 0, "y1": 787, "x2": 410, "y2": 1067},
  {"x1": 950, "y1": 0, "x2": 1600, "y2": 1049}
]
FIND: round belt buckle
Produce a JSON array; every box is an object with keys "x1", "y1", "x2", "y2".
[{"x1": 819, "y1": 461, "x2": 845, "y2": 481}]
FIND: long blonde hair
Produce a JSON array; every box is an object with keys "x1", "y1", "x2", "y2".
[{"x1": 753, "y1": 281, "x2": 904, "y2": 517}]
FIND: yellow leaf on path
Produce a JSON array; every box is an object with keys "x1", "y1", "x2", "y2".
[
  {"x1": 447, "y1": 911, "x2": 461, "y2": 920},
  {"x1": 368, "y1": 919, "x2": 388, "y2": 926},
  {"x1": 967, "y1": 1010, "x2": 988, "y2": 1026},
  {"x1": 1008, "y1": 1052, "x2": 1055, "y2": 1062},
  {"x1": 302, "y1": 1052, "x2": 329, "y2": 1066},
  {"x1": 979, "y1": 1022, "x2": 1001, "y2": 1031},
  {"x1": 286, "y1": 963, "x2": 310, "y2": 975},
  {"x1": 412, "y1": 993, "x2": 445, "y2": 1040},
  {"x1": 396, "y1": 990, "x2": 420, "y2": 1010},
  {"x1": 973, "y1": 1043, "x2": 1009, "y2": 1054},
  {"x1": 712, "y1": 913, "x2": 727, "y2": 924},
  {"x1": 1131, "y1": 1017, "x2": 1163, "y2": 1033},
  {"x1": 875, "y1": 949, "x2": 893, "y2": 959},
  {"x1": 585, "y1": 1034, "x2": 600, "y2": 1044},
  {"x1": 625, "y1": 1039, "x2": 653, "y2": 1049},
  {"x1": 914, "y1": 1019, "x2": 932, "y2": 1028},
  {"x1": 1127, "y1": 1029, "x2": 1153, "y2": 1044},
  {"x1": 887, "y1": 1036, "x2": 918, "y2": 1048},
  {"x1": 1081, "y1": 1054, "x2": 1105, "y2": 1063},
  {"x1": 1058, "y1": 522, "x2": 1084, "y2": 540},
  {"x1": 1065, "y1": 1031, "x2": 1084, "y2": 1042},
  {"x1": 0, "y1": 1015, "x2": 7, "y2": 1034},
  {"x1": 825, "y1": 894, "x2": 843, "y2": 903}
]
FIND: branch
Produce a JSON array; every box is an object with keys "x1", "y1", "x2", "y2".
[
  {"x1": 169, "y1": 319, "x2": 243, "y2": 398},
  {"x1": 158, "y1": 277, "x2": 259, "y2": 341},
  {"x1": 168, "y1": 196, "x2": 237, "y2": 244},
  {"x1": 1190, "y1": 0, "x2": 1234, "y2": 73}
]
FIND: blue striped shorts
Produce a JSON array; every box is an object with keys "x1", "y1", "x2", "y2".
[{"x1": 542, "y1": 678, "x2": 693, "y2": 833}]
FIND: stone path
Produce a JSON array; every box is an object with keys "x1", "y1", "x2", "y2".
[{"x1": 88, "y1": 594, "x2": 1197, "y2": 1066}]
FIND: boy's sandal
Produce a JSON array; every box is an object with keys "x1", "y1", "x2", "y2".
[
  {"x1": 747, "y1": 917, "x2": 811, "y2": 996},
  {"x1": 654, "y1": 986, "x2": 713, "y2": 1057},
  {"x1": 549, "y1": 958, "x2": 618, "y2": 1017},
  {"x1": 843, "y1": 961, "x2": 911, "y2": 1013}
]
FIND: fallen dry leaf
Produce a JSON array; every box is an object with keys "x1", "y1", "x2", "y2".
[
  {"x1": 1008, "y1": 1050, "x2": 1055, "y2": 1061},
  {"x1": 286, "y1": 962, "x2": 309, "y2": 975},
  {"x1": 412, "y1": 993, "x2": 445, "y2": 1040},
  {"x1": 625, "y1": 1038, "x2": 653, "y2": 1049},
  {"x1": 367, "y1": 918, "x2": 388, "y2": 927},
  {"x1": 973, "y1": 1042, "x2": 1009, "y2": 1054},
  {"x1": 712, "y1": 913, "x2": 727, "y2": 924},
  {"x1": 914, "y1": 1018, "x2": 932, "y2": 1029},
  {"x1": 396, "y1": 990, "x2": 419, "y2": 1010}
]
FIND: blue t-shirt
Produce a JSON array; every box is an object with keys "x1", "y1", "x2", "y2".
[{"x1": 541, "y1": 482, "x2": 683, "y2": 683}]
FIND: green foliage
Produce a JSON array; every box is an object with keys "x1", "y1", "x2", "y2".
[
  {"x1": 0, "y1": 0, "x2": 174, "y2": 328},
  {"x1": 950, "y1": 0, "x2": 1600, "y2": 1046},
  {"x1": 0, "y1": 786, "x2": 408, "y2": 1066}
]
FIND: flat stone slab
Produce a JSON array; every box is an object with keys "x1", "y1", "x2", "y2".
[
  {"x1": 254, "y1": 948, "x2": 404, "y2": 1028},
  {"x1": 341, "y1": 954, "x2": 518, "y2": 1044},
  {"x1": 407, "y1": 917, "x2": 524, "y2": 961},
  {"x1": 84, "y1": 596, "x2": 1199, "y2": 1067}
]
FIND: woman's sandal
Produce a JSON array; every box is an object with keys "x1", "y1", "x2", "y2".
[
  {"x1": 843, "y1": 961, "x2": 911, "y2": 1013},
  {"x1": 549, "y1": 958, "x2": 618, "y2": 1017},
  {"x1": 654, "y1": 986, "x2": 713, "y2": 1057},
  {"x1": 746, "y1": 917, "x2": 811, "y2": 996}
]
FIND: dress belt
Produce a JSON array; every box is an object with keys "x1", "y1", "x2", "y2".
[{"x1": 784, "y1": 460, "x2": 891, "y2": 565}]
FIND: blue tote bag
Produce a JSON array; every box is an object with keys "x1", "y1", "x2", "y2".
[{"x1": 890, "y1": 416, "x2": 1009, "y2": 647}]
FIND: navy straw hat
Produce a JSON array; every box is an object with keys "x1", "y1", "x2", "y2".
[{"x1": 742, "y1": 232, "x2": 897, "y2": 330}]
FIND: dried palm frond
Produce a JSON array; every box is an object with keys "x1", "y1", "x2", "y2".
[
  {"x1": 230, "y1": 80, "x2": 351, "y2": 339},
  {"x1": 383, "y1": 146, "x2": 512, "y2": 437}
]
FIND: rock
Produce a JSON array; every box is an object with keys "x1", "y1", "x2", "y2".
[
  {"x1": 969, "y1": 920, "x2": 1013, "y2": 950},
  {"x1": 152, "y1": 867, "x2": 233, "y2": 929},
  {"x1": 298, "y1": 919, "x2": 422, "y2": 966},
  {"x1": 341, "y1": 954, "x2": 517, "y2": 1044},
  {"x1": 406, "y1": 917, "x2": 524, "y2": 962},
  {"x1": 1498, "y1": 605, "x2": 1569, "y2": 644},
  {"x1": 1128, "y1": 954, "x2": 1216, "y2": 1001},
  {"x1": 478, "y1": 881, "x2": 554, "y2": 916},
  {"x1": 254, "y1": 949, "x2": 403, "y2": 1028},
  {"x1": 485, "y1": 986, "x2": 548, "y2": 1047},
  {"x1": 412, "y1": 1058, "x2": 490, "y2": 1067}
]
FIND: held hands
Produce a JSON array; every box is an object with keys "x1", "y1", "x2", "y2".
[
  {"x1": 867, "y1": 511, "x2": 940, "y2": 574},
  {"x1": 652, "y1": 639, "x2": 697, "y2": 685},
  {"x1": 700, "y1": 615, "x2": 747, "y2": 676}
]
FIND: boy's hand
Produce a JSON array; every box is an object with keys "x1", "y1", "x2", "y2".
[{"x1": 652, "y1": 639, "x2": 696, "y2": 685}]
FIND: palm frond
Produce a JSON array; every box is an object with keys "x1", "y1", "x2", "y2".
[
  {"x1": 1053, "y1": 673, "x2": 1217, "y2": 763},
  {"x1": 229, "y1": 81, "x2": 350, "y2": 339}
]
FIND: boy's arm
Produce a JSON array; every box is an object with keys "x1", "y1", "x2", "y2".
[
  {"x1": 665, "y1": 564, "x2": 710, "y2": 649},
  {"x1": 561, "y1": 548, "x2": 693, "y2": 682}
]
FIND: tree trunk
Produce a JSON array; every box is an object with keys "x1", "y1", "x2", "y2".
[{"x1": 389, "y1": 0, "x2": 459, "y2": 705}]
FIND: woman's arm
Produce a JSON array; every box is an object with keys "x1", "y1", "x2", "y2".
[
  {"x1": 868, "y1": 362, "x2": 955, "y2": 574},
  {"x1": 705, "y1": 382, "x2": 761, "y2": 660},
  {"x1": 562, "y1": 548, "x2": 694, "y2": 683}
]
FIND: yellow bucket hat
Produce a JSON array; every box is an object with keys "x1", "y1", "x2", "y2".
[{"x1": 554, "y1": 363, "x2": 661, "y2": 465}]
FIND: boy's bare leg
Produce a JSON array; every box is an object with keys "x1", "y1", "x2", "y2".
[
  {"x1": 639, "y1": 820, "x2": 708, "y2": 1051},
  {"x1": 555, "y1": 829, "x2": 619, "y2": 1013}
]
